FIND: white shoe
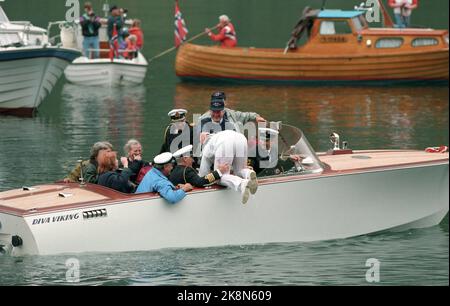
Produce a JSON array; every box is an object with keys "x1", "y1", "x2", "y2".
[
  {"x1": 241, "y1": 180, "x2": 250, "y2": 204},
  {"x1": 248, "y1": 170, "x2": 258, "y2": 195}
]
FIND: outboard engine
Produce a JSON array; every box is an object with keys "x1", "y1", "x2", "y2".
[{"x1": 60, "y1": 23, "x2": 79, "y2": 49}]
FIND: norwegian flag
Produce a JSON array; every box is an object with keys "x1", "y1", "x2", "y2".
[
  {"x1": 109, "y1": 24, "x2": 119, "y2": 61},
  {"x1": 174, "y1": 0, "x2": 188, "y2": 48}
]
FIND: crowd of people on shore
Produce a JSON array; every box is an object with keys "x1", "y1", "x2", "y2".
[{"x1": 63, "y1": 92, "x2": 301, "y2": 204}]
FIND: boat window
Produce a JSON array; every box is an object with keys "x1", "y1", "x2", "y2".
[
  {"x1": 0, "y1": 32, "x2": 21, "y2": 47},
  {"x1": 253, "y1": 123, "x2": 324, "y2": 178},
  {"x1": 320, "y1": 20, "x2": 353, "y2": 35},
  {"x1": 375, "y1": 38, "x2": 404, "y2": 48},
  {"x1": 412, "y1": 38, "x2": 439, "y2": 47},
  {"x1": 0, "y1": 6, "x2": 9, "y2": 23}
]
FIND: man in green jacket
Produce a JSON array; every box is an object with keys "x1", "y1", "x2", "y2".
[{"x1": 197, "y1": 92, "x2": 266, "y2": 135}]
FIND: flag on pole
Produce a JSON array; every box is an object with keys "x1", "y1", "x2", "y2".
[
  {"x1": 109, "y1": 24, "x2": 119, "y2": 61},
  {"x1": 174, "y1": 0, "x2": 188, "y2": 47}
]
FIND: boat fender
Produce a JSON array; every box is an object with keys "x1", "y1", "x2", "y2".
[{"x1": 11, "y1": 235, "x2": 23, "y2": 247}]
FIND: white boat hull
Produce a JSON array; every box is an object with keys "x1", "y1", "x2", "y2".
[
  {"x1": 0, "y1": 159, "x2": 447, "y2": 256},
  {"x1": 64, "y1": 54, "x2": 148, "y2": 87},
  {"x1": 0, "y1": 47, "x2": 80, "y2": 115}
]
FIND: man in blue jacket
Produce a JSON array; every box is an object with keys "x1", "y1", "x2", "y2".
[{"x1": 135, "y1": 152, "x2": 193, "y2": 203}]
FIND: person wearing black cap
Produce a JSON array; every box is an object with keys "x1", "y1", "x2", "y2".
[
  {"x1": 198, "y1": 91, "x2": 266, "y2": 136},
  {"x1": 135, "y1": 152, "x2": 193, "y2": 204},
  {"x1": 160, "y1": 109, "x2": 194, "y2": 154},
  {"x1": 107, "y1": 5, "x2": 124, "y2": 41},
  {"x1": 169, "y1": 145, "x2": 229, "y2": 188}
]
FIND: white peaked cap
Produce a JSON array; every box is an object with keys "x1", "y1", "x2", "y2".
[
  {"x1": 259, "y1": 128, "x2": 279, "y2": 136},
  {"x1": 153, "y1": 152, "x2": 174, "y2": 165},
  {"x1": 173, "y1": 145, "x2": 193, "y2": 158},
  {"x1": 168, "y1": 109, "x2": 187, "y2": 117}
]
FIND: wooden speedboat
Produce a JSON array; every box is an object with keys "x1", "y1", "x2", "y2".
[
  {"x1": 0, "y1": 5, "x2": 80, "y2": 116},
  {"x1": 175, "y1": 9, "x2": 449, "y2": 83},
  {"x1": 0, "y1": 125, "x2": 448, "y2": 256}
]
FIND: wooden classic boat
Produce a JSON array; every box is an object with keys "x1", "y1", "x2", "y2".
[
  {"x1": 0, "y1": 125, "x2": 448, "y2": 256},
  {"x1": 175, "y1": 9, "x2": 449, "y2": 83}
]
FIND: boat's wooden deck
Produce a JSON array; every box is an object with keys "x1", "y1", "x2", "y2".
[{"x1": 320, "y1": 150, "x2": 449, "y2": 172}]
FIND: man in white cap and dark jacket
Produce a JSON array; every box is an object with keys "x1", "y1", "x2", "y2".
[{"x1": 136, "y1": 152, "x2": 193, "y2": 204}]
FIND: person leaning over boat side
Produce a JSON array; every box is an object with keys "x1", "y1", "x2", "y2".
[
  {"x1": 135, "y1": 153, "x2": 193, "y2": 204},
  {"x1": 123, "y1": 139, "x2": 150, "y2": 185},
  {"x1": 389, "y1": 0, "x2": 418, "y2": 28},
  {"x1": 80, "y1": 2, "x2": 101, "y2": 59},
  {"x1": 205, "y1": 15, "x2": 237, "y2": 48},
  {"x1": 63, "y1": 141, "x2": 113, "y2": 184},
  {"x1": 160, "y1": 109, "x2": 194, "y2": 154},
  {"x1": 107, "y1": 5, "x2": 125, "y2": 41},
  {"x1": 129, "y1": 19, "x2": 144, "y2": 50},
  {"x1": 97, "y1": 150, "x2": 135, "y2": 193},
  {"x1": 169, "y1": 145, "x2": 229, "y2": 188},
  {"x1": 198, "y1": 91, "x2": 266, "y2": 136},
  {"x1": 199, "y1": 130, "x2": 258, "y2": 204}
]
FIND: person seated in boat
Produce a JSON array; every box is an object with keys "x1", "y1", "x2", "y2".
[
  {"x1": 205, "y1": 15, "x2": 237, "y2": 48},
  {"x1": 198, "y1": 91, "x2": 266, "y2": 137},
  {"x1": 122, "y1": 139, "x2": 151, "y2": 185},
  {"x1": 97, "y1": 150, "x2": 135, "y2": 193},
  {"x1": 80, "y1": 2, "x2": 101, "y2": 59},
  {"x1": 199, "y1": 130, "x2": 258, "y2": 204},
  {"x1": 63, "y1": 141, "x2": 113, "y2": 184},
  {"x1": 135, "y1": 152, "x2": 193, "y2": 204},
  {"x1": 388, "y1": 0, "x2": 418, "y2": 28},
  {"x1": 247, "y1": 128, "x2": 302, "y2": 177},
  {"x1": 107, "y1": 5, "x2": 125, "y2": 41},
  {"x1": 129, "y1": 19, "x2": 144, "y2": 51},
  {"x1": 169, "y1": 145, "x2": 229, "y2": 188},
  {"x1": 160, "y1": 109, "x2": 194, "y2": 154},
  {"x1": 122, "y1": 34, "x2": 138, "y2": 59}
]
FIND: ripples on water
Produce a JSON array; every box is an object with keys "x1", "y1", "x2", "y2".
[{"x1": 0, "y1": 218, "x2": 447, "y2": 286}]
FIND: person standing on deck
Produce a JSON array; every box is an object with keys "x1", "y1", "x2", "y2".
[
  {"x1": 80, "y1": 2, "x2": 101, "y2": 58},
  {"x1": 388, "y1": 0, "x2": 419, "y2": 28},
  {"x1": 205, "y1": 15, "x2": 237, "y2": 48}
]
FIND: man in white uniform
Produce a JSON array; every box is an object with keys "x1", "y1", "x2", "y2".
[{"x1": 199, "y1": 130, "x2": 258, "y2": 204}]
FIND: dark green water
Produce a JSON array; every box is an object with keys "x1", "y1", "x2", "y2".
[{"x1": 0, "y1": 0, "x2": 448, "y2": 285}]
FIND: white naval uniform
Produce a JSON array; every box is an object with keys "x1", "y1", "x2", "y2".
[{"x1": 199, "y1": 130, "x2": 252, "y2": 192}]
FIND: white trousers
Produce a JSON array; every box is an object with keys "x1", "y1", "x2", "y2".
[{"x1": 199, "y1": 131, "x2": 251, "y2": 192}]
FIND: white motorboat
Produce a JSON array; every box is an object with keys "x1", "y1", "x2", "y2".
[
  {"x1": 0, "y1": 4, "x2": 81, "y2": 116},
  {"x1": 59, "y1": 17, "x2": 148, "y2": 87},
  {"x1": 0, "y1": 124, "x2": 448, "y2": 256},
  {"x1": 64, "y1": 52, "x2": 148, "y2": 86}
]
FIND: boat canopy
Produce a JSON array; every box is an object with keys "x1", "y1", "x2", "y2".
[{"x1": 317, "y1": 10, "x2": 365, "y2": 19}]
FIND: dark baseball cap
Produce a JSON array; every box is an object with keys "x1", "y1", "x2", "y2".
[{"x1": 210, "y1": 92, "x2": 226, "y2": 111}]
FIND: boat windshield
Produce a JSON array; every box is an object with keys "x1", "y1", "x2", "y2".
[
  {"x1": 253, "y1": 123, "x2": 324, "y2": 177},
  {"x1": 0, "y1": 6, "x2": 9, "y2": 23}
]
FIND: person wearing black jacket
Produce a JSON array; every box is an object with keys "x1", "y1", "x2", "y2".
[
  {"x1": 97, "y1": 151, "x2": 135, "y2": 194},
  {"x1": 169, "y1": 145, "x2": 229, "y2": 188},
  {"x1": 80, "y1": 2, "x2": 101, "y2": 58}
]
